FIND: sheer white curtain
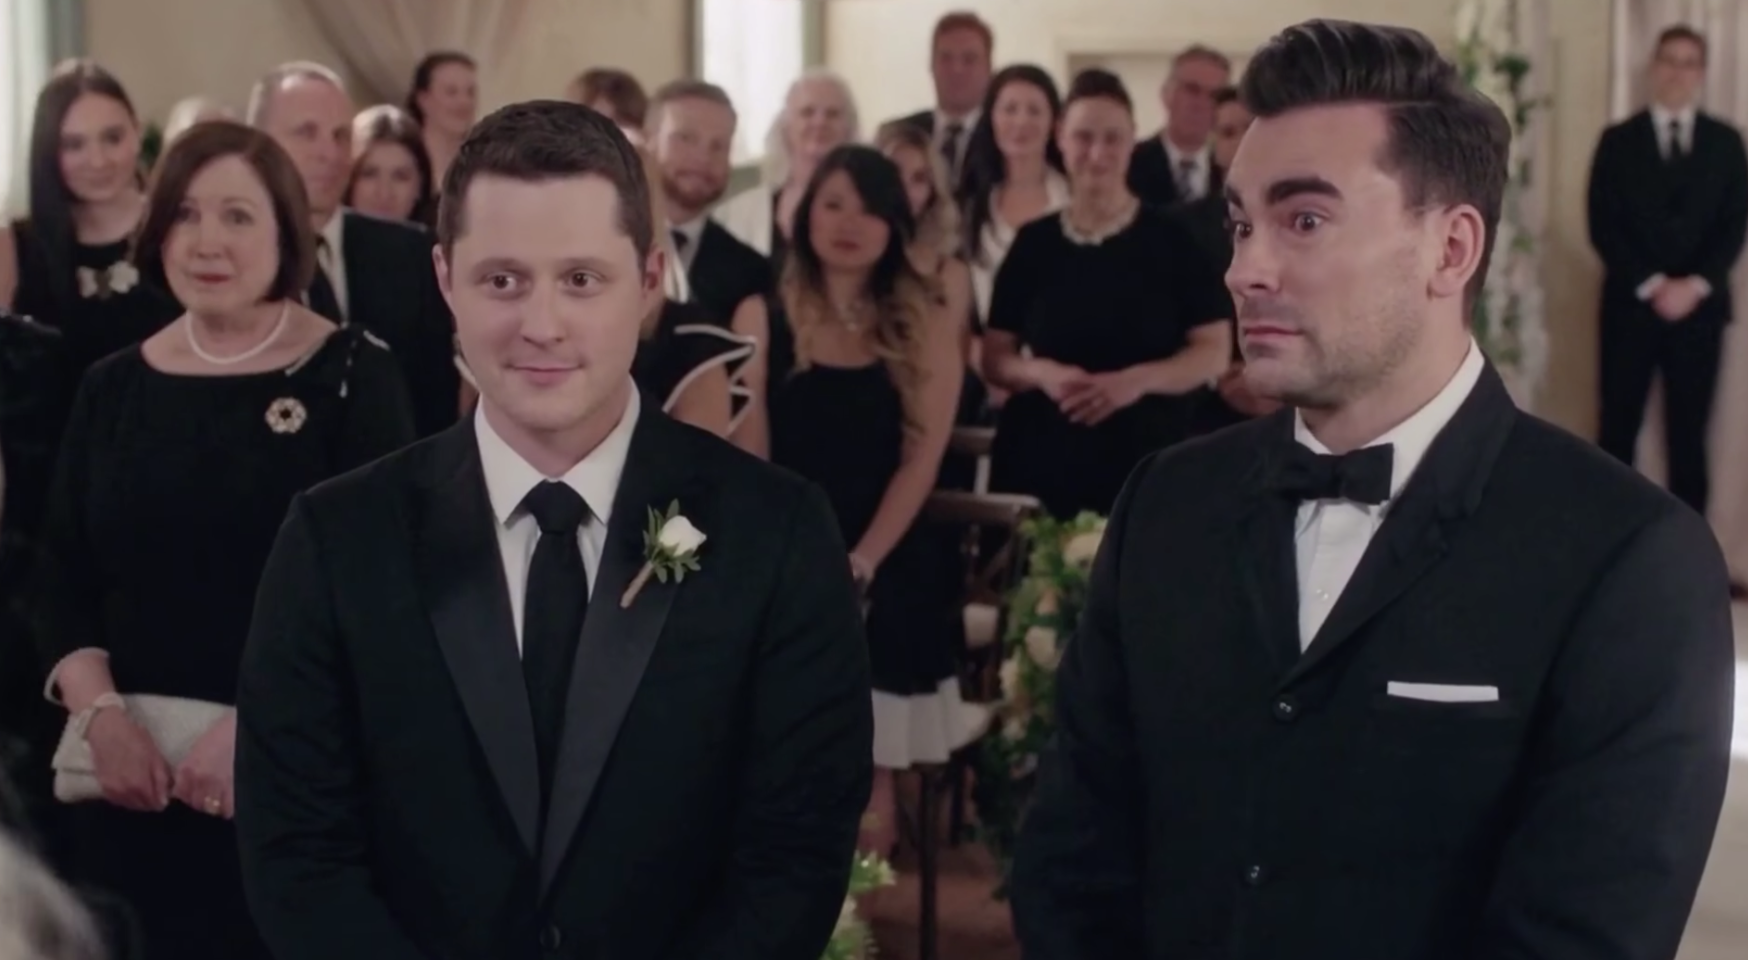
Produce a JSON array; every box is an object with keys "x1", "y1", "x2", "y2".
[
  {"x1": 698, "y1": 0, "x2": 804, "y2": 166},
  {"x1": 288, "y1": 0, "x2": 533, "y2": 104},
  {"x1": 1611, "y1": 0, "x2": 1748, "y2": 573},
  {"x1": 0, "y1": 0, "x2": 50, "y2": 218}
]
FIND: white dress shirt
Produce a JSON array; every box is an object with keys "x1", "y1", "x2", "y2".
[
  {"x1": 1651, "y1": 103, "x2": 1696, "y2": 159},
  {"x1": 934, "y1": 107, "x2": 981, "y2": 173},
  {"x1": 474, "y1": 387, "x2": 640, "y2": 649},
  {"x1": 317, "y1": 211, "x2": 350, "y2": 320},
  {"x1": 1293, "y1": 341, "x2": 1485, "y2": 648},
  {"x1": 668, "y1": 215, "x2": 707, "y2": 272},
  {"x1": 1163, "y1": 138, "x2": 1214, "y2": 202}
]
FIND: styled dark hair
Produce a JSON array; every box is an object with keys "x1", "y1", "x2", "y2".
[
  {"x1": 405, "y1": 51, "x2": 476, "y2": 125},
  {"x1": 27, "y1": 59, "x2": 141, "y2": 320},
  {"x1": 956, "y1": 64, "x2": 1065, "y2": 263},
  {"x1": 436, "y1": 100, "x2": 651, "y2": 259},
  {"x1": 1212, "y1": 85, "x2": 1241, "y2": 108},
  {"x1": 572, "y1": 68, "x2": 649, "y2": 128},
  {"x1": 133, "y1": 120, "x2": 317, "y2": 303},
  {"x1": 1065, "y1": 67, "x2": 1133, "y2": 113},
  {"x1": 345, "y1": 104, "x2": 437, "y2": 224},
  {"x1": 1241, "y1": 19, "x2": 1510, "y2": 304},
  {"x1": 1655, "y1": 24, "x2": 1707, "y2": 66}
]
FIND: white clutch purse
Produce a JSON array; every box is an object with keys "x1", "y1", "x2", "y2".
[{"x1": 50, "y1": 694, "x2": 231, "y2": 803}]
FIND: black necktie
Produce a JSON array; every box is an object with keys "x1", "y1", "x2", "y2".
[
  {"x1": 1272, "y1": 442, "x2": 1395, "y2": 505},
  {"x1": 941, "y1": 121, "x2": 965, "y2": 178},
  {"x1": 305, "y1": 238, "x2": 344, "y2": 323},
  {"x1": 519, "y1": 481, "x2": 591, "y2": 808},
  {"x1": 1667, "y1": 118, "x2": 1686, "y2": 161}
]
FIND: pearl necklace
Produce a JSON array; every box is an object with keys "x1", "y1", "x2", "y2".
[{"x1": 185, "y1": 303, "x2": 291, "y2": 366}]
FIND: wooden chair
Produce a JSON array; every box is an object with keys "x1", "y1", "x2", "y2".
[{"x1": 899, "y1": 486, "x2": 1040, "y2": 960}]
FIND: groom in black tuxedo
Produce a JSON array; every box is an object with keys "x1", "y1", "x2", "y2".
[
  {"x1": 1010, "y1": 20, "x2": 1736, "y2": 960},
  {"x1": 235, "y1": 101, "x2": 873, "y2": 960}
]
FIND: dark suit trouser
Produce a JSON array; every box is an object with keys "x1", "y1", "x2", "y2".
[{"x1": 1597, "y1": 309, "x2": 1724, "y2": 513}]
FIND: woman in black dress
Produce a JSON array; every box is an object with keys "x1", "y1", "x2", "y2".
[
  {"x1": 32, "y1": 122, "x2": 414, "y2": 960},
  {"x1": 732, "y1": 145, "x2": 978, "y2": 854},
  {"x1": 983, "y1": 69, "x2": 1233, "y2": 520}
]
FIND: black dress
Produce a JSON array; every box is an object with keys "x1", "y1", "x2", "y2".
[
  {"x1": 632, "y1": 299, "x2": 754, "y2": 417},
  {"x1": 30, "y1": 326, "x2": 415, "y2": 960},
  {"x1": 764, "y1": 299, "x2": 982, "y2": 768},
  {"x1": 986, "y1": 206, "x2": 1229, "y2": 519}
]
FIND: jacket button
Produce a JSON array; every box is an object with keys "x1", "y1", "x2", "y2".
[
  {"x1": 1244, "y1": 864, "x2": 1267, "y2": 886},
  {"x1": 1272, "y1": 696, "x2": 1298, "y2": 721},
  {"x1": 539, "y1": 925, "x2": 562, "y2": 950}
]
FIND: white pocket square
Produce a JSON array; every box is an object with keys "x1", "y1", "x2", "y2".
[{"x1": 1386, "y1": 681, "x2": 1500, "y2": 703}]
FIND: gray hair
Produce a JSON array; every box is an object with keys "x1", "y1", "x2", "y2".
[
  {"x1": 245, "y1": 61, "x2": 347, "y2": 127},
  {"x1": 0, "y1": 831, "x2": 105, "y2": 960},
  {"x1": 761, "y1": 68, "x2": 860, "y2": 186}
]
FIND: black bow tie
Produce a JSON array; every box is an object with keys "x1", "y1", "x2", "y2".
[{"x1": 1272, "y1": 442, "x2": 1395, "y2": 505}]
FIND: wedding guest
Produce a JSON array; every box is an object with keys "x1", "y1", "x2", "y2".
[
  {"x1": 345, "y1": 105, "x2": 436, "y2": 226},
  {"x1": 569, "y1": 67, "x2": 648, "y2": 143},
  {"x1": 405, "y1": 50, "x2": 477, "y2": 188},
  {"x1": 732, "y1": 145, "x2": 978, "y2": 854},
  {"x1": 885, "y1": 10, "x2": 996, "y2": 187},
  {"x1": 32, "y1": 120, "x2": 413, "y2": 960},
  {"x1": 1011, "y1": 22, "x2": 1734, "y2": 959},
  {"x1": 1128, "y1": 45, "x2": 1232, "y2": 206},
  {"x1": 162, "y1": 95, "x2": 235, "y2": 146},
  {"x1": 982, "y1": 69, "x2": 1231, "y2": 520},
  {"x1": 955, "y1": 65, "x2": 1068, "y2": 323},
  {"x1": 713, "y1": 69, "x2": 858, "y2": 274}
]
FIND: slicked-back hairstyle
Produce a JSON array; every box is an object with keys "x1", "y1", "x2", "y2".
[
  {"x1": 436, "y1": 100, "x2": 652, "y2": 261},
  {"x1": 1240, "y1": 19, "x2": 1511, "y2": 304},
  {"x1": 133, "y1": 120, "x2": 317, "y2": 302}
]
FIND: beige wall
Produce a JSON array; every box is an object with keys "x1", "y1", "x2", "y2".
[
  {"x1": 83, "y1": 0, "x2": 692, "y2": 125},
  {"x1": 825, "y1": 0, "x2": 1612, "y2": 435}
]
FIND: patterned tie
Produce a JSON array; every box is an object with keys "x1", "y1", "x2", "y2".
[{"x1": 1176, "y1": 157, "x2": 1199, "y2": 199}]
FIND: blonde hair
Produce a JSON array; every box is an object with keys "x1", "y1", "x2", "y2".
[
  {"x1": 874, "y1": 120, "x2": 961, "y2": 260},
  {"x1": 0, "y1": 831, "x2": 105, "y2": 960}
]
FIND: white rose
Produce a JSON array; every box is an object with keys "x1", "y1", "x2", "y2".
[
  {"x1": 1063, "y1": 530, "x2": 1103, "y2": 565},
  {"x1": 1023, "y1": 625, "x2": 1061, "y2": 671},
  {"x1": 998, "y1": 656, "x2": 1022, "y2": 702},
  {"x1": 1002, "y1": 717, "x2": 1027, "y2": 742},
  {"x1": 656, "y1": 515, "x2": 706, "y2": 555},
  {"x1": 1034, "y1": 588, "x2": 1060, "y2": 616}
]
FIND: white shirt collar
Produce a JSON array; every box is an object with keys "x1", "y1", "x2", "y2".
[
  {"x1": 1162, "y1": 137, "x2": 1211, "y2": 171},
  {"x1": 1651, "y1": 103, "x2": 1698, "y2": 130},
  {"x1": 669, "y1": 215, "x2": 707, "y2": 248},
  {"x1": 936, "y1": 106, "x2": 981, "y2": 133},
  {"x1": 1294, "y1": 338, "x2": 1485, "y2": 501},
  {"x1": 474, "y1": 385, "x2": 641, "y2": 527},
  {"x1": 319, "y1": 210, "x2": 345, "y2": 257}
]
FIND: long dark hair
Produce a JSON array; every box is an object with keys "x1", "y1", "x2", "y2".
[
  {"x1": 344, "y1": 105, "x2": 437, "y2": 225},
  {"x1": 27, "y1": 59, "x2": 140, "y2": 319},
  {"x1": 405, "y1": 51, "x2": 476, "y2": 126},
  {"x1": 956, "y1": 64, "x2": 1064, "y2": 264},
  {"x1": 785, "y1": 145, "x2": 931, "y2": 429}
]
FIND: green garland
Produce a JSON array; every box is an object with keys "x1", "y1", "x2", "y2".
[
  {"x1": 819, "y1": 851, "x2": 897, "y2": 960},
  {"x1": 974, "y1": 511, "x2": 1107, "y2": 889}
]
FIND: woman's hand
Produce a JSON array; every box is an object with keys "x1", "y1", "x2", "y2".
[
  {"x1": 172, "y1": 710, "x2": 237, "y2": 819},
  {"x1": 849, "y1": 552, "x2": 878, "y2": 590},
  {"x1": 85, "y1": 707, "x2": 174, "y2": 812},
  {"x1": 1060, "y1": 369, "x2": 1146, "y2": 425},
  {"x1": 1034, "y1": 360, "x2": 1091, "y2": 402}
]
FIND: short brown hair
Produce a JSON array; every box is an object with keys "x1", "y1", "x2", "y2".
[
  {"x1": 1655, "y1": 24, "x2": 1708, "y2": 66},
  {"x1": 1174, "y1": 44, "x2": 1233, "y2": 74},
  {"x1": 1240, "y1": 19, "x2": 1510, "y2": 304},
  {"x1": 932, "y1": 11, "x2": 993, "y2": 53},
  {"x1": 646, "y1": 78, "x2": 736, "y2": 130},
  {"x1": 436, "y1": 100, "x2": 652, "y2": 260},
  {"x1": 133, "y1": 120, "x2": 316, "y2": 302},
  {"x1": 572, "y1": 68, "x2": 648, "y2": 128}
]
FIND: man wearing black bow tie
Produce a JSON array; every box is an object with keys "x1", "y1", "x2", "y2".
[{"x1": 1010, "y1": 20, "x2": 1736, "y2": 960}]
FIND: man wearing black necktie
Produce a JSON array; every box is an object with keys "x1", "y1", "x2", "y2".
[
  {"x1": 1011, "y1": 20, "x2": 1734, "y2": 960},
  {"x1": 1588, "y1": 25, "x2": 1748, "y2": 525},
  {"x1": 235, "y1": 101, "x2": 872, "y2": 960},
  {"x1": 887, "y1": 11, "x2": 992, "y2": 190}
]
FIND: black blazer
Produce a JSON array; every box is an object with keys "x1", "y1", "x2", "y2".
[
  {"x1": 235, "y1": 401, "x2": 873, "y2": 960},
  {"x1": 1587, "y1": 109, "x2": 1748, "y2": 326},
  {"x1": 341, "y1": 211, "x2": 460, "y2": 437},
  {"x1": 1010, "y1": 364, "x2": 1736, "y2": 960},
  {"x1": 687, "y1": 220, "x2": 770, "y2": 326}
]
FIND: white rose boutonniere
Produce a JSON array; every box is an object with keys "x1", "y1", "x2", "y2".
[{"x1": 619, "y1": 500, "x2": 705, "y2": 608}]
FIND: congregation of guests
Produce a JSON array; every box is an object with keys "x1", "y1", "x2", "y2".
[{"x1": 0, "y1": 10, "x2": 1269, "y2": 956}]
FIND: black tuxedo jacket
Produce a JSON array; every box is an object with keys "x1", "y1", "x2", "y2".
[
  {"x1": 341, "y1": 211, "x2": 461, "y2": 437},
  {"x1": 1587, "y1": 109, "x2": 1748, "y2": 326},
  {"x1": 687, "y1": 220, "x2": 770, "y2": 326},
  {"x1": 1010, "y1": 365, "x2": 1736, "y2": 960},
  {"x1": 235, "y1": 400, "x2": 873, "y2": 960}
]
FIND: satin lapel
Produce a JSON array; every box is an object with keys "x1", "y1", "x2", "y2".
[
  {"x1": 539, "y1": 407, "x2": 704, "y2": 895},
  {"x1": 1280, "y1": 364, "x2": 1519, "y2": 688},
  {"x1": 412, "y1": 422, "x2": 541, "y2": 855},
  {"x1": 1235, "y1": 410, "x2": 1304, "y2": 675}
]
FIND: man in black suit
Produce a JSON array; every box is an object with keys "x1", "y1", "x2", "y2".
[
  {"x1": 887, "y1": 10, "x2": 993, "y2": 188},
  {"x1": 1127, "y1": 45, "x2": 1231, "y2": 208},
  {"x1": 249, "y1": 62, "x2": 462, "y2": 438},
  {"x1": 645, "y1": 79, "x2": 769, "y2": 325},
  {"x1": 1588, "y1": 24, "x2": 1748, "y2": 517},
  {"x1": 235, "y1": 102, "x2": 873, "y2": 960},
  {"x1": 1011, "y1": 20, "x2": 1736, "y2": 960}
]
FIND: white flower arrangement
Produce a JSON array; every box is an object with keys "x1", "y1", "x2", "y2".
[
  {"x1": 820, "y1": 852, "x2": 896, "y2": 960},
  {"x1": 1455, "y1": 0, "x2": 1550, "y2": 410}
]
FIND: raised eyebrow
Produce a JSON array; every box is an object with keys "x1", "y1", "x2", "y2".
[{"x1": 1264, "y1": 176, "x2": 1343, "y2": 206}]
